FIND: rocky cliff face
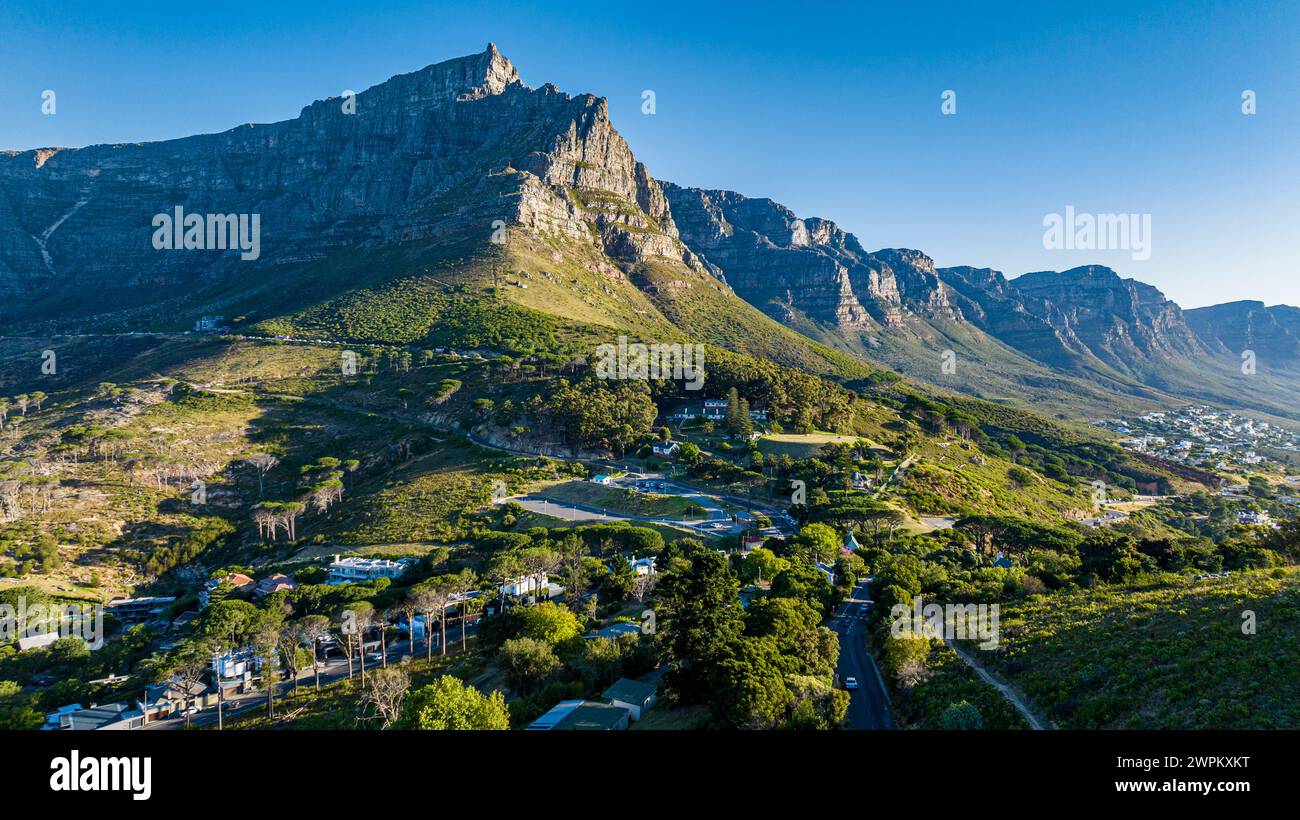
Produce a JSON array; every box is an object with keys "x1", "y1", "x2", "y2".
[
  {"x1": 1009, "y1": 266, "x2": 1206, "y2": 372},
  {"x1": 938, "y1": 265, "x2": 1087, "y2": 369},
  {"x1": 1184, "y1": 300, "x2": 1300, "y2": 364},
  {"x1": 0, "y1": 44, "x2": 701, "y2": 324},
  {"x1": 660, "y1": 184, "x2": 973, "y2": 330}
]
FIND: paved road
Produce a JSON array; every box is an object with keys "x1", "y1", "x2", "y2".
[{"x1": 830, "y1": 579, "x2": 895, "y2": 730}]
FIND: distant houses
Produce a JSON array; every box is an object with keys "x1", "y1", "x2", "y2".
[
  {"x1": 668, "y1": 399, "x2": 766, "y2": 422},
  {"x1": 199, "y1": 572, "x2": 255, "y2": 607}
]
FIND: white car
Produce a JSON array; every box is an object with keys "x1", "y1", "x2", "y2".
[{"x1": 844, "y1": 677, "x2": 859, "y2": 690}]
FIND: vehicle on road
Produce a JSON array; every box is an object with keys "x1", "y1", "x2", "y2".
[{"x1": 844, "y1": 677, "x2": 859, "y2": 690}]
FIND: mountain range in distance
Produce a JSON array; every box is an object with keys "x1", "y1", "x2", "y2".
[{"x1": 1, "y1": 44, "x2": 1295, "y2": 426}]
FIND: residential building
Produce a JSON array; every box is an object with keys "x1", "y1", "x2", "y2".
[
  {"x1": 602, "y1": 678, "x2": 658, "y2": 721},
  {"x1": 703, "y1": 399, "x2": 728, "y2": 419},
  {"x1": 199, "y1": 573, "x2": 256, "y2": 607},
  {"x1": 16, "y1": 632, "x2": 61, "y2": 652},
  {"x1": 526, "y1": 700, "x2": 631, "y2": 731},
  {"x1": 630, "y1": 556, "x2": 656, "y2": 576},
  {"x1": 43, "y1": 702, "x2": 146, "y2": 731},
  {"x1": 816, "y1": 562, "x2": 836, "y2": 586},
  {"x1": 106, "y1": 596, "x2": 177, "y2": 625},
  {"x1": 212, "y1": 646, "x2": 263, "y2": 681},
  {"x1": 1238, "y1": 510, "x2": 1272, "y2": 526},
  {"x1": 651, "y1": 441, "x2": 680, "y2": 457},
  {"x1": 844, "y1": 530, "x2": 861, "y2": 552},
  {"x1": 193, "y1": 315, "x2": 227, "y2": 332},
  {"x1": 253, "y1": 573, "x2": 298, "y2": 598},
  {"x1": 327, "y1": 556, "x2": 413, "y2": 585},
  {"x1": 499, "y1": 572, "x2": 552, "y2": 597},
  {"x1": 590, "y1": 474, "x2": 614, "y2": 485}
]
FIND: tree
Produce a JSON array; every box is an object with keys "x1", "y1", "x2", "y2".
[
  {"x1": 253, "y1": 620, "x2": 282, "y2": 720},
  {"x1": 418, "y1": 576, "x2": 460, "y2": 660},
  {"x1": 278, "y1": 623, "x2": 308, "y2": 696},
  {"x1": 499, "y1": 637, "x2": 560, "y2": 693},
  {"x1": 159, "y1": 640, "x2": 212, "y2": 728},
  {"x1": 937, "y1": 700, "x2": 985, "y2": 730},
  {"x1": 359, "y1": 665, "x2": 411, "y2": 729},
  {"x1": 487, "y1": 551, "x2": 522, "y2": 613},
  {"x1": 397, "y1": 592, "x2": 420, "y2": 660},
  {"x1": 654, "y1": 541, "x2": 744, "y2": 703},
  {"x1": 397, "y1": 676, "x2": 510, "y2": 730},
  {"x1": 335, "y1": 602, "x2": 373, "y2": 681},
  {"x1": 247, "y1": 454, "x2": 279, "y2": 497},
  {"x1": 297, "y1": 615, "x2": 331, "y2": 690},
  {"x1": 709, "y1": 637, "x2": 793, "y2": 728},
  {"x1": 350, "y1": 603, "x2": 376, "y2": 686},
  {"x1": 451, "y1": 569, "x2": 478, "y2": 652},
  {"x1": 514, "y1": 601, "x2": 583, "y2": 645},
  {"x1": 199, "y1": 599, "x2": 260, "y2": 648},
  {"x1": 794, "y1": 522, "x2": 840, "y2": 565}
]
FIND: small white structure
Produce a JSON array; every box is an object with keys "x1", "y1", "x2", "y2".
[
  {"x1": 590, "y1": 474, "x2": 614, "y2": 485},
  {"x1": 1237, "y1": 510, "x2": 1272, "y2": 526},
  {"x1": 602, "y1": 678, "x2": 658, "y2": 721},
  {"x1": 631, "y1": 556, "x2": 657, "y2": 576},
  {"x1": 816, "y1": 562, "x2": 836, "y2": 586}
]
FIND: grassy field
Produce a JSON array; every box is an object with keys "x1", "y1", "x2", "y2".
[
  {"x1": 758, "y1": 432, "x2": 881, "y2": 460},
  {"x1": 971, "y1": 567, "x2": 1300, "y2": 729}
]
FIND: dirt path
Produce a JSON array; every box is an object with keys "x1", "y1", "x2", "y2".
[{"x1": 944, "y1": 638, "x2": 1052, "y2": 730}]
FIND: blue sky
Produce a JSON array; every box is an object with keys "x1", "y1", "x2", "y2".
[{"x1": 2, "y1": 0, "x2": 1296, "y2": 308}]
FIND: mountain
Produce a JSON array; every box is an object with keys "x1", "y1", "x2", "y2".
[
  {"x1": 1006, "y1": 266, "x2": 1206, "y2": 374},
  {"x1": 0, "y1": 45, "x2": 868, "y2": 379},
  {"x1": 2, "y1": 44, "x2": 1295, "y2": 425},
  {"x1": 656, "y1": 179, "x2": 1300, "y2": 423},
  {"x1": 1184, "y1": 301, "x2": 1300, "y2": 362}
]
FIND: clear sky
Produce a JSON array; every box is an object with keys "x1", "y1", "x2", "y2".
[{"x1": 2, "y1": 0, "x2": 1296, "y2": 308}]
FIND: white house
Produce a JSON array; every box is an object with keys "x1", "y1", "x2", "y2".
[
  {"x1": 630, "y1": 556, "x2": 657, "y2": 576},
  {"x1": 1237, "y1": 510, "x2": 1272, "y2": 526},
  {"x1": 652, "y1": 441, "x2": 680, "y2": 457},
  {"x1": 590, "y1": 474, "x2": 614, "y2": 485},
  {"x1": 327, "y1": 556, "x2": 413, "y2": 585},
  {"x1": 500, "y1": 573, "x2": 551, "y2": 597}
]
